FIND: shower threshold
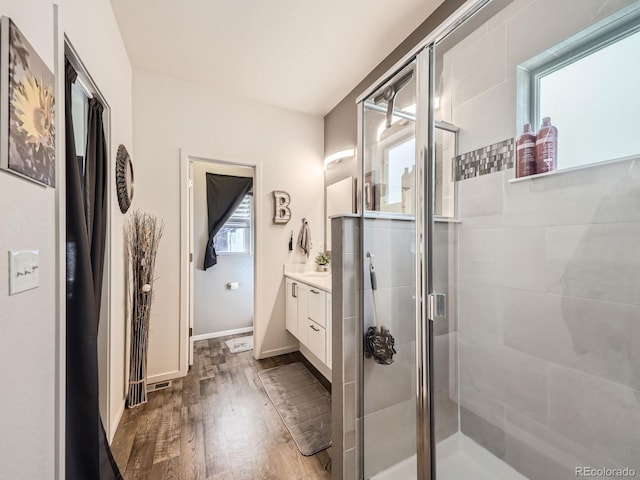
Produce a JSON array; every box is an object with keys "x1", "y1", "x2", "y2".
[{"x1": 370, "y1": 432, "x2": 527, "y2": 480}]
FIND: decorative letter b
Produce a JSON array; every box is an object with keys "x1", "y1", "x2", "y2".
[{"x1": 273, "y1": 191, "x2": 291, "y2": 224}]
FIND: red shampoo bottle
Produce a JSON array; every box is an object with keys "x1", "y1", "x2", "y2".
[
  {"x1": 536, "y1": 117, "x2": 557, "y2": 173},
  {"x1": 516, "y1": 123, "x2": 536, "y2": 178}
]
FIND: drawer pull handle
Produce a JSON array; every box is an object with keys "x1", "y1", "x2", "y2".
[
  {"x1": 310, "y1": 289, "x2": 320, "y2": 294},
  {"x1": 309, "y1": 324, "x2": 320, "y2": 332}
]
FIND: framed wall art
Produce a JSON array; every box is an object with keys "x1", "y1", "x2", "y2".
[{"x1": 0, "y1": 17, "x2": 56, "y2": 187}]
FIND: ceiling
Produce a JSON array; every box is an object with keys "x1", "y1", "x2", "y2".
[{"x1": 109, "y1": 0, "x2": 444, "y2": 116}]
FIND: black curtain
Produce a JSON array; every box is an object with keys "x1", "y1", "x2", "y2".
[
  {"x1": 204, "y1": 173, "x2": 253, "y2": 269},
  {"x1": 65, "y1": 59, "x2": 122, "y2": 480}
]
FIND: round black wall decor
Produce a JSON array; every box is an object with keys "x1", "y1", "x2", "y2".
[{"x1": 116, "y1": 144, "x2": 134, "y2": 213}]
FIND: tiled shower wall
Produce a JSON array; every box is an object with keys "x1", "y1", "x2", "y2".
[{"x1": 443, "y1": 0, "x2": 640, "y2": 478}]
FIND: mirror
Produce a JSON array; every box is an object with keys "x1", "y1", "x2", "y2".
[{"x1": 325, "y1": 176, "x2": 354, "y2": 252}]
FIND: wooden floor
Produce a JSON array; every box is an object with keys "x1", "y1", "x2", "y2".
[{"x1": 112, "y1": 334, "x2": 332, "y2": 480}]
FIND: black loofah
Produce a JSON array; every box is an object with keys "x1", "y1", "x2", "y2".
[{"x1": 364, "y1": 325, "x2": 397, "y2": 365}]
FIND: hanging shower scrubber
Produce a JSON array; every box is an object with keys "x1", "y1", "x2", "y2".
[
  {"x1": 365, "y1": 325, "x2": 396, "y2": 365},
  {"x1": 364, "y1": 252, "x2": 397, "y2": 365}
]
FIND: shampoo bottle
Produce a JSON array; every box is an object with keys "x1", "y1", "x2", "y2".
[
  {"x1": 516, "y1": 123, "x2": 536, "y2": 178},
  {"x1": 536, "y1": 117, "x2": 557, "y2": 173}
]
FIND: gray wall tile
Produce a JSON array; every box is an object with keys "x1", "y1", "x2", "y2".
[
  {"x1": 458, "y1": 228, "x2": 505, "y2": 286},
  {"x1": 504, "y1": 407, "x2": 625, "y2": 480},
  {"x1": 545, "y1": 222, "x2": 640, "y2": 306},
  {"x1": 363, "y1": 341, "x2": 415, "y2": 415},
  {"x1": 460, "y1": 406, "x2": 506, "y2": 460},
  {"x1": 435, "y1": 389, "x2": 459, "y2": 443},
  {"x1": 502, "y1": 227, "x2": 546, "y2": 292},
  {"x1": 433, "y1": 333, "x2": 451, "y2": 392},
  {"x1": 457, "y1": 170, "x2": 505, "y2": 222},
  {"x1": 363, "y1": 286, "x2": 416, "y2": 345},
  {"x1": 344, "y1": 382, "x2": 357, "y2": 450},
  {"x1": 504, "y1": 288, "x2": 640, "y2": 390},
  {"x1": 363, "y1": 399, "x2": 417, "y2": 478},
  {"x1": 458, "y1": 283, "x2": 503, "y2": 344},
  {"x1": 548, "y1": 365, "x2": 640, "y2": 470},
  {"x1": 459, "y1": 337, "x2": 549, "y2": 423},
  {"x1": 342, "y1": 316, "x2": 358, "y2": 385}
]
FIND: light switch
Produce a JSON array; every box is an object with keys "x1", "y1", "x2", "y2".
[{"x1": 8, "y1": 250, "x2": 39, "y2": 295}]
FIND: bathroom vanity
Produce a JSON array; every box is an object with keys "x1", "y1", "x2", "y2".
[{"x1": 284, "y1": 270, "x2": 332, "y2": 376}]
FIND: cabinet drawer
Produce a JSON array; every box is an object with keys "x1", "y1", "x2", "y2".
[
  {"x1": 306, "y1": 320, "x2": 326, "y2": 363},
  {"x1": 307, "y1": 288, "x2": 326, "y2": 327}
]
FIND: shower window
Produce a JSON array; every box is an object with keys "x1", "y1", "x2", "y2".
[
  {"x1": 522, "y1": 11, "x2": 640, "y2": 171},
  {"x1": 383, "y1": 135, "x2": 415, "y2": 210}
]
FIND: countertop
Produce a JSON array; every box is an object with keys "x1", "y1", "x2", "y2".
[{"x1": 284, "y1": 271, "x2": 332, "y2": 293}]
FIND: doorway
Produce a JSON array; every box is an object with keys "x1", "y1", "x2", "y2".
[{"x1": 184, "y1": 156, "x2": 257, "y2": 365}]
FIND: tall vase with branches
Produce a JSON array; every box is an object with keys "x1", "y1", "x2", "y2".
[{"x1": 126, "y1": 211, "x2": 164, "y2": 407}]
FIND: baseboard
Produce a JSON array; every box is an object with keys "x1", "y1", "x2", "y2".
[
  {"x1": 109, "y1": 400, "x2": 126, "y2": 443},
  {"x1": 192, "y1": 326, "x2": 253, "y2": 342},
  {"x1": 257, "y1": 344, "x2": 299, "y2": 359}
]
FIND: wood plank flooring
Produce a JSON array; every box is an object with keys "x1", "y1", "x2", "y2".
[{"x1": 112, "y1": 334, "x2": 331, "y2": 480}]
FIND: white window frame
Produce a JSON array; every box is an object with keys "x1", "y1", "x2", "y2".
[
  {"x1": 518, "y1": 5, "x2": 640, "y2": 173},
  {"x1": 214, "y1": 193, "x2": 253, "y2": 256}
]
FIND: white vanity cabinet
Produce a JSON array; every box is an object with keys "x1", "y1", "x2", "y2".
[
  {"x1": 326, "y1": 295, "x2": 332, "y2": 369},
  {"x1": 285, "y1": 273, "x2": 332, "y2": 372},
  {"x1": 286, "y1": 279, "x2": 308, "y2": 344}
]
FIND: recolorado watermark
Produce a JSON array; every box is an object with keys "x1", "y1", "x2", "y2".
[{"x1": 576, "y1": 467, "x2": 636, "y2": 477}]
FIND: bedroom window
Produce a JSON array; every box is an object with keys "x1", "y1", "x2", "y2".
[{"x1": 214, "y1": 194, "x2": 253, "y2": 255}]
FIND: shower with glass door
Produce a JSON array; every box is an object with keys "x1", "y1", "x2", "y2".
[{"x1": 354, "y1": 0, "x2": 640, "y2": 478}]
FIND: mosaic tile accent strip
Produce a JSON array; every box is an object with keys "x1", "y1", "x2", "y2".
[{"x1": 454, "y1": 138, "x2": 514, "y2": 181}]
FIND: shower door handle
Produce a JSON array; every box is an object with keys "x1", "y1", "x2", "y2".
[{"x1": 428, "y1": 293, "x2": 446, "y2": 321}]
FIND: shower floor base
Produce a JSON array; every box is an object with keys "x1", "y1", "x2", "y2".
[{"x1": 371, "y1": 432, "x2": 527, "y2": 480}]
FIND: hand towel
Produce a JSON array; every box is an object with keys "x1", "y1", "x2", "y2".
[{"x1": 297, "y1": 219, "x2": 312, "y2": 257}]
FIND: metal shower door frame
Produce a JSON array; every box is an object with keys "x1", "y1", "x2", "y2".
[
  {"x1": 414, "y1": 46, "x2": 435, "y2": 480},
  {"x1": 356, "y1": 50, "x2": 435, "y2": 479}
]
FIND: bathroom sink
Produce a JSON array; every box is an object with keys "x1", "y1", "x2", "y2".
[{"x1": 303, "y1": 272, "x2": 331, "y2": 277}]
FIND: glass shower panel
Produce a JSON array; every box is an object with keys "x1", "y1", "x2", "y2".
[
  {"x1": 432, "y1": 0, "x2": 640, "y2": 479},
  {"x1": 361, "y1": 63, "x2": 419, "y2": 480}
]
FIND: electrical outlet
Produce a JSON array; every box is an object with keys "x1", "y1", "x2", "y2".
[{"x1": 8, "y1": 250, "x2": 39, "y2": 295}]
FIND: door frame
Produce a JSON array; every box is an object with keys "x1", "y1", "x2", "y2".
[{"x1": 179, "y1": 151, "x2": 260, "y2": 370}]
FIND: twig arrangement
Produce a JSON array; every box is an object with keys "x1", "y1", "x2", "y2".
[{"x1": 126, "y1": 210, "x2": 164, "y2": 408}]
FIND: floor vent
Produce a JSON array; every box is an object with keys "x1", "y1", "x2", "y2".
[{"x1": 147, "y1": 380, "x2": 172, "y2": 393}]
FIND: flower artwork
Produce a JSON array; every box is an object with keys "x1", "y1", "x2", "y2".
[{"x1": 1, "y1": 17, "x2": 56, "y2": 187}]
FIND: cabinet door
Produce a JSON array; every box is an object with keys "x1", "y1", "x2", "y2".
[
  {"x1": 307, "y1": 320, "x2": 326, "y2": 363},
  {"x1": 307, "y1": 288, "x2": 326, "y2": 327},
  {"x1": 296, "y1": 283, "x2": 309, "y2": 346},
  {"x1": 285, "y1": 279, "x2": 298, "y2": 337},
  {"x1": 326, "y1": 294, "x2": 332, "y2": 369}
]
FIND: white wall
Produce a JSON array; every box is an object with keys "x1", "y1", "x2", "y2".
[
  {"x1": 0, "y1": 0, "x2": 132, "y2": 477},
  {"x1": 193, "y1": 161, "x2": 254, "y2": 336},
  {"x1": 132, "y1": 70, "x2": 324, "y2": 381}
]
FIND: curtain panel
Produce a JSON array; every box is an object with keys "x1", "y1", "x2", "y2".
[{"x1": 204, "y1": 173, "x2": 253, "y2": 269}]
